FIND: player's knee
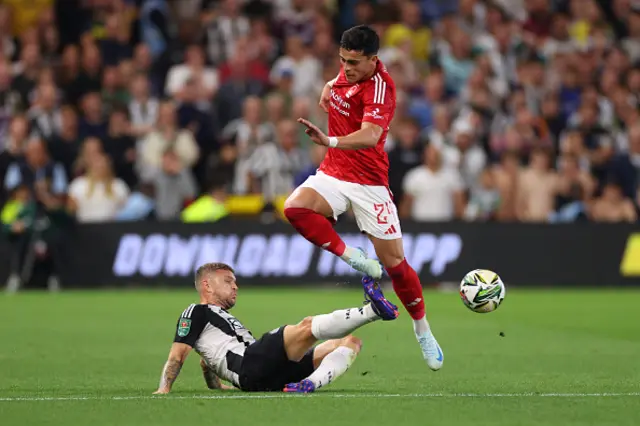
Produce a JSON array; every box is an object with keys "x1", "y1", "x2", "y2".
[
  {"x1": 342, "y1": 335, "x2": 363, "y2": 353},
  {"x1": 284, "y1": 190, "x2": 310, "y2": 211},
  {"x1": 295, "y1": 316, "x2": 315, "y2": 339},
  {"x1": 380, "y1": 253, "x2": 405, "y2": 270}
]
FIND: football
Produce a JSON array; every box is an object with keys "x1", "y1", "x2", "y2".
[{"x1": 459, "y1": 269, "x2": 506, "y2": 313}]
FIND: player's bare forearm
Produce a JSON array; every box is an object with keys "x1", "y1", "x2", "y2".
[
  {"x1": 154, "y1": 343, "x2": 192, "y2": 394},
  {"x1": 333, "y1": 124, "x2": 383, "y2": 150},
  {"x1": 200, "y1": 359, "x2": 222, "y2": 389},
  {"x1": 155, "y1": 358, "x2": 183, "y2": 394}
]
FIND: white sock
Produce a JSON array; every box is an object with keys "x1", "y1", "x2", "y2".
[
  {"x1": 412, "y1": 315, "x2": 430, "y2": 336},
  {"x1": 311, "y1": 304, "x2": 378, "y2": 340},
  {"x1": 307, "y1": 346, "x2": 357, "y2": 389},
  {"x1": 339, "y1": 246, "x2": 357, "y2": 262}
]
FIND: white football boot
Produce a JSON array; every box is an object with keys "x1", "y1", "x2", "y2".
[
  {"x1": 417, "y1": 331, "x2": 444, "y2": 371},
  {"x1": 344, "y1": 247, "x2": 383, "y2": 279}
]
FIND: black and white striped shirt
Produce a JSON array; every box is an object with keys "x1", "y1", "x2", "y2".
[
  {"x1": 204, "y1": 16, "x2": 250, "y2": 66},
  {"x1": 173, "y1": 303, "x2": 255, "y2": 387}
]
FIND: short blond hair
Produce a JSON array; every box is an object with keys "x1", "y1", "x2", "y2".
[{"x1": 194, "y1": 262, "x2": 235, "y2": 289}]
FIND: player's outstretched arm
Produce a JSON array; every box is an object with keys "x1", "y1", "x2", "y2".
[
  {"x1": 199, "y1": 358, "x2": 235, "y2": 390},
  {"x1": 153, "y1": 343, "x2": 192, "y2": 394},
  {"x1": 298, "y1": 118, "x2": 383, "y2": 150}
]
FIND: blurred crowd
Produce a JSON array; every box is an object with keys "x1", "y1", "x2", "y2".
[{"x1": 0, "y1": 0, "x2": 639, "y2": 227}]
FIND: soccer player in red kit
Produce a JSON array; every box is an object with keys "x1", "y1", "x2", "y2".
[{"x1": 283, "y1": 25, "x2": 443, "y2": 370}]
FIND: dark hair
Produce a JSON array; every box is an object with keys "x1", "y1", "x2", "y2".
[{"x1": 340, "y1": 25, "x2": 379, "y2": 56}]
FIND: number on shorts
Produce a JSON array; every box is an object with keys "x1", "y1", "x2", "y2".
[{"x1": 374, "y1": 202, "x2": 393, "y2": 224}]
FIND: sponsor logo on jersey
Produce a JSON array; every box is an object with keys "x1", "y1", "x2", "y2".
[
  {"x1": 177, "y1": 318, "x2": 192, "y2": 336},
  {"x1": 330, "y1": 89, "x2": 351, "y2": 116},
  {"x1": 345, "y1": 84, "x2": 359, "y2": 98},
  {"x1": 111, "y1": 232, "x2": 463, "y2": 279},
  {"x1": 364, "y1": 108, "x2": 383, "y2": 120}
]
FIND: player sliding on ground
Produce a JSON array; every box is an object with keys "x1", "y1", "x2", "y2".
[
  {"x1": 153, "y1": 262, "x2": 398, "y2": 394},
  {"x1": 283, "y1": 25, "x2": 444, "y2": 369}
]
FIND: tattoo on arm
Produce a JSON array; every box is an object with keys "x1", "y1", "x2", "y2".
[
  {"x1": 200, "y1": 360, "x2": 222, "y2": 389},
  {"x1": 158, "y1": 359, "x2": 183, "y2": 390}
]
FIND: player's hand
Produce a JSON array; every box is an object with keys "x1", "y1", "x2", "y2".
[
  {"x1": 319, "y1": 82, "x2": 331, "y2": 113},
  {"x1": 153, "y1": 388, "x2": 170, "y2": 395},
  {"x1": 298, "y1": 118, "x2": 329, "y2": 146}
]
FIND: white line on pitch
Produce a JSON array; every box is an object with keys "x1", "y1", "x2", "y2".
[{"x1": 0, "y1": 392, "x2": 639, "y2": 402}]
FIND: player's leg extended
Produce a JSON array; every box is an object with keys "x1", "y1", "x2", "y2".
[
  {"x1": 369, "y1": 235, "x2": 444, "y2": 371},
  {"x1": 283, "y1": 336, "x2": 362, "y2": 393},
  {"x1": 284, "y1": 176, "x2": 383, "y2": 278},
  {"x1": 280, "y1": 286, "x2": 398, "y2": 393},
  {"x1": 348, "y1": 185, "x2": 443, "y2": 370}
]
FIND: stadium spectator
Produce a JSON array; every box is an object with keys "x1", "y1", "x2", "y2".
[
  {"x1": 27, "y1": 83, "x2": 62, "y2": 140},
  {"x1": 384, "y1": 1, "x2": 431, "y2": 62},
  {"x1": 152, "y1": 149, "x2": 198, "y2": 221},
  {"x1": 0, "y1": 60, "x2": 22, "y2": 140},
  {"x1": 165, "y1": 44, "x2": 218, "y2": 102},
  {"x1": 439, "y1": 116, "x2": 487, "y2": 189},
  {"x1": 48, "y1": 106, "x2": 81, "y2": 179},
  {"x1": 101, "y1": 66, "x2": 130, "y2": 114},
  {"x1": 247, "y1": 118, "x2": 308, "y2": 200},
  {"x1": 98, "y1": 12, "x2": 132, "y2": 66},
  {"x1": 609, "y1": 124, "x2": 640, "y2": 200},
  {"x1": 222, "y1": 96, "x2": 273, "y2": 194},
  {"x1": 275, "y1": 0, "x2": 316, "y2": 46},
  {"x1": 73, "y1": 136, "x2": 104, "y2": 178},
  {"x1": 68, "y1": 153, "x2": 129, "y2": 223},
  {"x1": 0, "y1": 116, "x2": 29, "y2": 203},
  {"x1": 203, "y1": 0, "x2": 250, "y2": 66},
  {"x1": 517, "y1": 147, "x2": 558, "y2": 222},
  {"x1": 12, "y1": 43, "x2": 42, "y2": 107},
  {"x1": 206, "y1": 143, "x2": 237, "y2": 193},
  {"x1": 57, "y1": 45, "x2": 81, "y2": 96},
  {"x1": 66, "y1": 43, "x2": 103, "y2": 105},
  {"x1": 401, "y1": 144, "x2": 466, "y2": 222},
  {"x1": 140, "y1": 101, "x2": 199, "y2": 181},
  {"x1": 464, "y1": 167, "x2": 502, "y2": 221},
  {"x1": 270, "y1": 35, "x2": 322, "y2": 98},
  {"x1": 549, "y1": 154, "x2": 594, "y2": 222},
  {"x1": 387, "y1": 118, "x2": 423, "y2": 204},
  {"x1": 128, "y1": 72, "x2": 159, "y2": 138},
  {"x1": 294, "y1": 144, "x2": 327, "y2": 188},
  {"x1": 4, "y1": 138, "x2": 67, "y2": 198},
  {"x1": 215, "y1": 48, "x2": 268, "y2": 127},
  {"x1": 589, "y1": 180, "x2": 638, "y2": 223},
  {"x1": 104, "y1": 107, "x2": 137, "y2": 188},
  {"x1": 78, "y1": 92, "x2": 108, "y2": 141},
  {"x1": 0, "y1": 5, "x2": 17, "y2": 61}
]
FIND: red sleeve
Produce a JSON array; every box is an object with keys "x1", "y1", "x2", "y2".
[{"x1": 361, "y1": 75, "x2": 394, "y2": 129}]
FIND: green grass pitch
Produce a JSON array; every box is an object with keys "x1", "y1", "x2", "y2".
[{"x1": 1, "y1": 287, "x2": 639, "y2": 426}]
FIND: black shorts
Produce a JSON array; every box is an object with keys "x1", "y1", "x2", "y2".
[{"x1": 238, "y1": 326, "x2": 315, "y2": 392}]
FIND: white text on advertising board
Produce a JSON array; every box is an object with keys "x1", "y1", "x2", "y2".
[{"x1": 112, "y1": 233, "x2": 463, "y2": 278}]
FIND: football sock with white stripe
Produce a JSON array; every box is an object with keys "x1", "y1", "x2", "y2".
[
  {"x1": 311, "y1": 304, "x2": 378, "y2": 340},
  {"x1": 307, "y1": 346, "x2": 357, "y2": 389}
]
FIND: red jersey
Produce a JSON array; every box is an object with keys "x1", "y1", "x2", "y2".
[{"x1": 318, "y1": 60, "x2": 396, "y2": 186}]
